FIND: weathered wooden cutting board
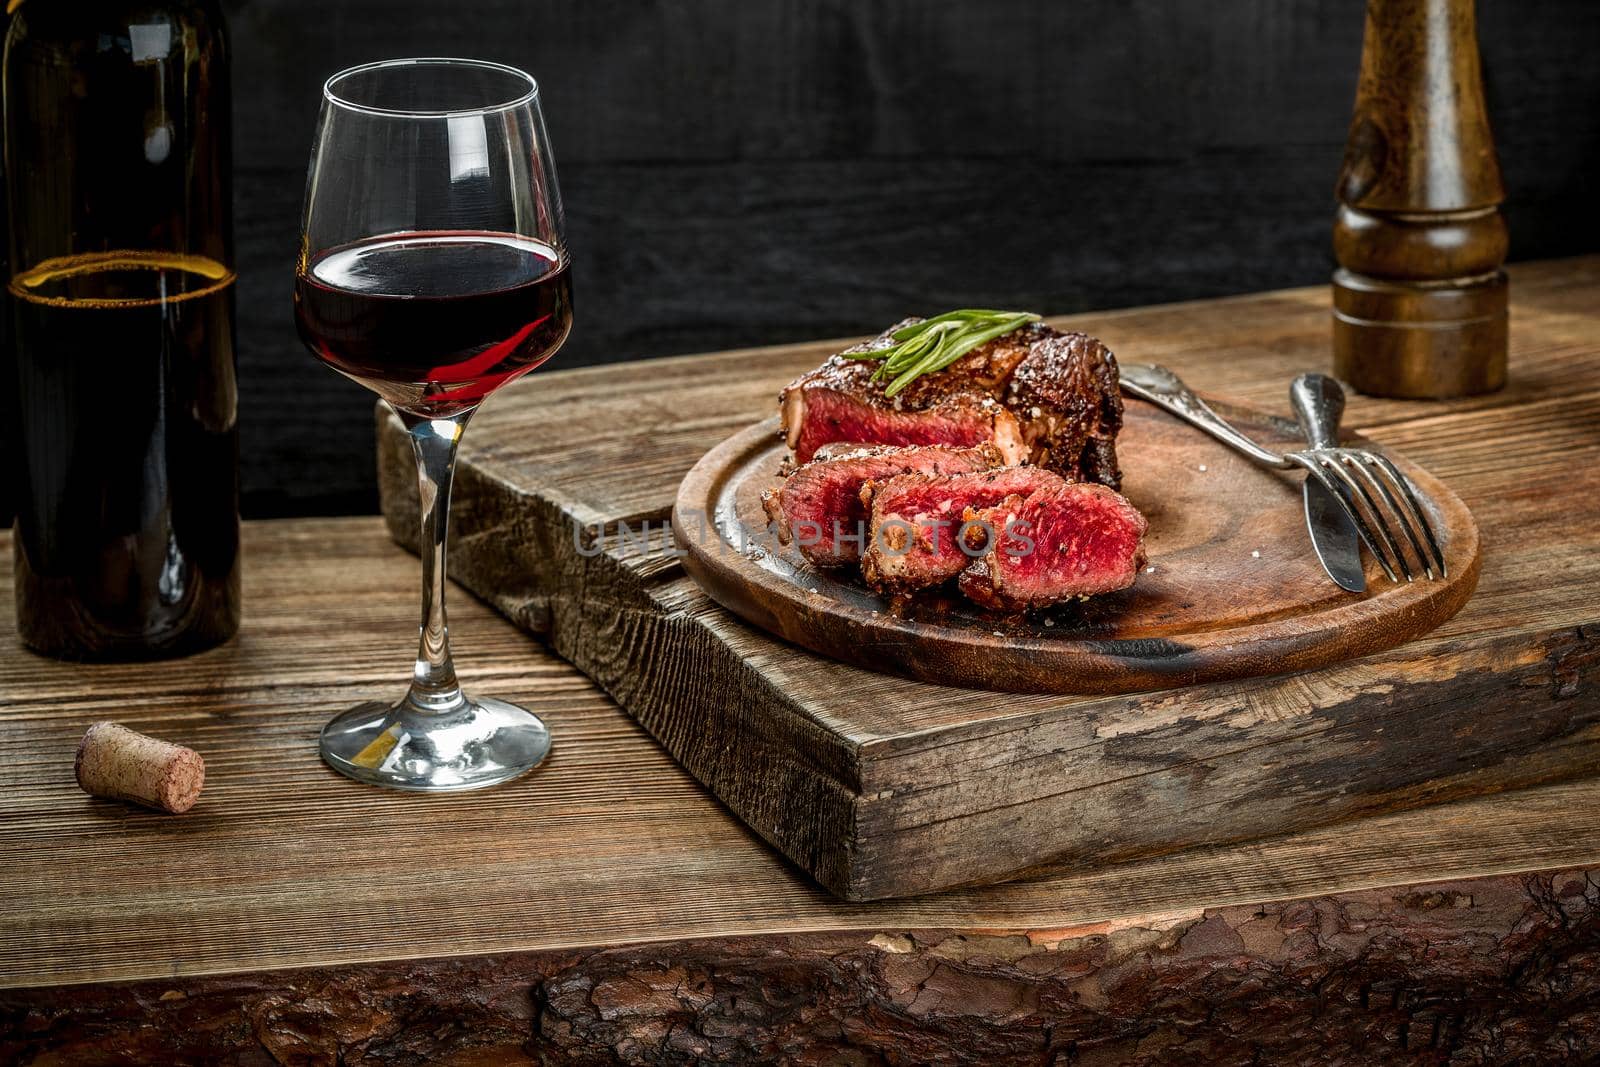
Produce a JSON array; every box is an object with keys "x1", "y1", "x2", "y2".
[
  {"x1": 375, "y1": 275, "x2": 1600, "y2": 901},
  {"x1": 675, "y1": 404, "x2": 1478, "y2": 693}
]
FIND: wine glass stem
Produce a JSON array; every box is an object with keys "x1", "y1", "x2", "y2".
[{"x1": 401, "y1": 407, "x2": 475, "y2": 715}]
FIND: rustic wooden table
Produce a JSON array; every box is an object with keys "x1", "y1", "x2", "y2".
[{"x1": 4, "y1": 259, "x2": 1599, "y2": 1065}]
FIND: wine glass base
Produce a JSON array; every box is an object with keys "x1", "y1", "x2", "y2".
[{"x1": 319, "y1": 694, "x2": 551, "y2": 792}]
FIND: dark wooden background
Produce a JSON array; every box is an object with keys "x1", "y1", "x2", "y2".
[{"x1": 82, "y1": 2, "x2": 1600, "y2": 514}]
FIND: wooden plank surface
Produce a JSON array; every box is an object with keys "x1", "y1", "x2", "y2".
[
  {"x1": 4, "y1": 517, "x2": 1600, "y2": 993},
  {"x1": 376, "y1": 256, "x2": 1600, "y2": 899}
]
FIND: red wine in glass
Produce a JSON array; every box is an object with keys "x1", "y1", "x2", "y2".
[{"x1": 294, "y1": 230, "x2": 573, "y2": 417}]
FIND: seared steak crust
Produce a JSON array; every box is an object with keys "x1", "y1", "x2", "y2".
[
  {"x1": 760, "y1": 443, "x2": 1004, "y2": 568},
  {"x1": 780, "y1": 320, "x2": 1123, "y2": 487},
  {"x1": 829, "y1": 318, "x2": 1033, "y2": 398},
  {"x1": 1007, "y1": 330, "x2": 1123, "y2": 489}
]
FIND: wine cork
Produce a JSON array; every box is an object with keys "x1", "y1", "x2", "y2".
[{"x1": 74, "y1": 722, "x2": 205, "y2": 814}]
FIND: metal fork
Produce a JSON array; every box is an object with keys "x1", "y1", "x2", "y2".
[{"x1": 1119, "y1": 363, "x2": 1448, "y2": 583}]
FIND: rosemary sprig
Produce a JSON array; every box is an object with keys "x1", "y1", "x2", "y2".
[{"x1": 842, "y1": 309, "x2": 1041, "y2": 396}]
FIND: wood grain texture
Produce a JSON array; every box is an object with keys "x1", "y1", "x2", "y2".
[
  {"x1": 5, "y1": 517, "x2": 1600, "y2": 1000},
  {"x1": 6, "y1": 867, "x2": 1600, "y2": 1065},
  {"x1": 377, "y1": 257, "x2": 1600, "y2": 900},
  {"x1": 674, "y1": 405, "x2": 1479, "y2": 693}
]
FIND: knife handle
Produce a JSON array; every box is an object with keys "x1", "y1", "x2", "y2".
[{"x1": 1290, "y1": 374, "x2": 1346, "y2": 450}]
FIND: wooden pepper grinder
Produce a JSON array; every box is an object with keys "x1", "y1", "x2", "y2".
[{"x1": 1332, "y1": 0, "x2": 1508, "y2": 398}]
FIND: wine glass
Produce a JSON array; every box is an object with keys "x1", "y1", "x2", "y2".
[{"x1": 293, "y1": 58, "x2": 572, "y2": 790}]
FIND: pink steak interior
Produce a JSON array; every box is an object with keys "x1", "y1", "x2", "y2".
[
  {"x1": 870, "y1": 468, "x2": 1062, "y2": 583},
  {"x1": 795, "y1": 390, "x2": 992, "y2": 464},
  {"x1": 984, "y1": 485, "x2": 1147, "y2": 596},
  {"x1": 774, "y1": 447, "x2": 999, "y2": 566},
  {"x1": 790, "y1": 469, "x2": 874, "y2": 562}
]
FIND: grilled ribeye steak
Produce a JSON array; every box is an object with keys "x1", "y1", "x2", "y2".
[
  {"x1": 959, "y1": 482, "x2": 1148, "y2": 611},
  {"x1": 860, "y1": 466, "x2": 1069, "y2": 594},
  {"x1": 780, "y1": 320, "x2": 1123, "y2": 488},
  {"x1": 761, "y1": 443, "x2": 1003, "y2": 568}
]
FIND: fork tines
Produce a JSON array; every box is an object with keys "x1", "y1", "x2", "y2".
[{"x1": 1288, "y1": 448, "x2": 1448, "y2": 582}]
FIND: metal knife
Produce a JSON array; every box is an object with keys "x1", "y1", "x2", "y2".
[{"x1": 1289, "y1": 374, "x2": 1365, "y2": 592}]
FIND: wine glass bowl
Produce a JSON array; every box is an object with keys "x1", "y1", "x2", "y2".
[
  {"x1": 294, "y1": 58, "x2": 569, "y2": 791},
  {"x1": 296, "y1": 230, "x2": 572, "y2": 417}
]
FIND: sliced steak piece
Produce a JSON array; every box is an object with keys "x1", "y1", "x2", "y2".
[
  {"x1": 761, "y1": 443, "x2": 1003, "y2": 568},
  {"x1": 860, "y1": 466, "x2": 1069, "y2": 594},
  {"x1": 1007, "y1": 330, "x2": 1123, "y2": 488},
  {"x1": 779, "y1": 320, "x2": 1123, "y2": 487},
  {"x1": 958, "y1": 482, "x2": 1148, "y2": 611},
  {"x1": 780, "y1": 319, "x2": 1031, "y2": 467}
]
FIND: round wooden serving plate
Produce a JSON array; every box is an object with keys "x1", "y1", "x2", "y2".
[{"x1": 672, "y1": 399, "x2": 1480, "y2": 694}]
